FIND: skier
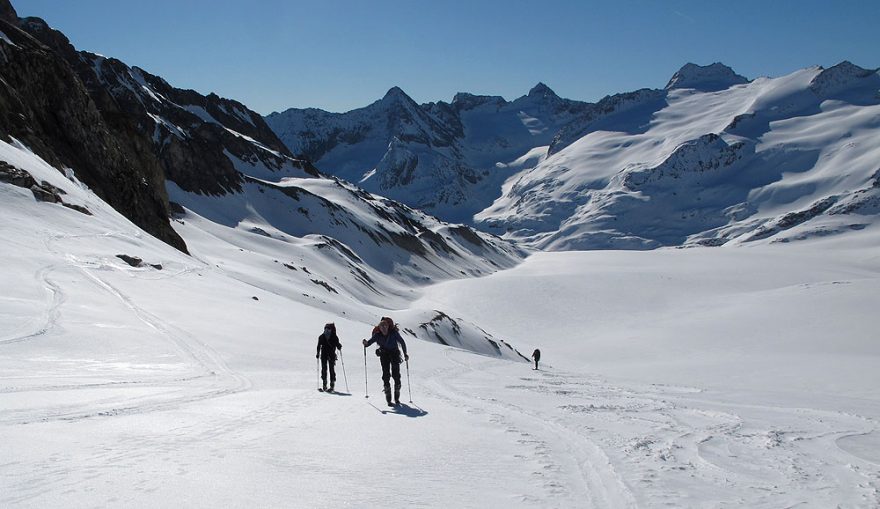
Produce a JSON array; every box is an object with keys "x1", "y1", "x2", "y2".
[
  {"x1": 362, "y1": 317, "x2": 409, "y2": 406},
  {"x1": 316, "y1": 323, "x2": 342, "y2": 392},
  {"x1": 532, "y1": 348, "x2": 541, "y2": 370}
]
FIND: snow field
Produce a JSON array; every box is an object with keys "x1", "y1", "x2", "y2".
[{"x1": 3, "y1": 138, "x2": 880, "y2": 507}]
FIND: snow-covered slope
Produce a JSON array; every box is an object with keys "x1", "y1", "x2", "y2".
[
  {"x1": 477, "y1": 62, "x2": 880, "y2": 250},
  {"x1": 0, "y1": 3, "x2": 528, "y2": 361},
  {"x1": 3, "y1": 136, "x2": 879, "y2": 507},
  {"x1": 265, "y1": 84, "x2": 588, "y2": 223}
]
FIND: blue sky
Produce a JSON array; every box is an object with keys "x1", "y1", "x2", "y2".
[{"x1": 14, "y1": 0, "x2": 880, "y2": 114}]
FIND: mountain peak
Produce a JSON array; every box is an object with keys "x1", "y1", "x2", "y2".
[
  {"x1": 382, "y1": 86, "x2": 411, "y2": 102},
  {"x1": 665, "y1": 62, "x2": 749, "y2": 92},
  {"x1": 817, "y1": 60, "x2": 874, "y2": 79},
  {"x1": 528, "y1": 82, "x2": 558, "y2": 98},
  {"x1": 809, "y1": 60, "x2": 880, "y2": 97}
]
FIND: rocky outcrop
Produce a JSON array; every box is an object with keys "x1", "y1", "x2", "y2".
[
  {"x1": 665, "y1": 62, "x2": 749, "y2": 92},
  {"x1": 0, "y1": 4, "x2": 186, "y2": 251},
  {"x1": 0, "y1": 0, "x2": 15, "y2": 23},
  {"x1": 0, "y1": 160, "x2": 91, "y2": 214},
  {"x1": 808, "y1": 61, "x2": 880, "y2": 98},
  {"x1": 69, "y1": 51, "x2": 318, "y2": 195}
]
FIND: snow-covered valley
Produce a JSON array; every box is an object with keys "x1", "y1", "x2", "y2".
[
  {"x1": 3, "y1": 2, "x2": 880, "y2": 506},
  {"x1": 2, "y1": 138, "x2": 879, "y2": 507}
]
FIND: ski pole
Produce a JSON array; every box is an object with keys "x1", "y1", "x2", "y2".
[
  {"x1": 339, "y1": 347, "x2": 349, "y2": 392},
  {"x1": 363, "y1": 344, "x2": 369, "y2": 398},
  {"x1": 405, "y1": 357, "x2": 412, "y2": 403},
  {"x1": 316, "y1": 356, "x2": 321, "y2": 391}
]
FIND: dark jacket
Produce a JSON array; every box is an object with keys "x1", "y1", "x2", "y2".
[
  {"x1": 365, "y1": 328, "x2": 408, "y2": 356},
  {"x1": 317, "y1": 332, "x2": 341, "y2": 360}
]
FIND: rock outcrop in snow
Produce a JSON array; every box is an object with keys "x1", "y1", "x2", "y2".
[
  {"x1": 0, "y1": 6, "x2": 186, "y2": 251},
  {"x1": 665, "y1": 62, "x2": 750, "y2": 91}
]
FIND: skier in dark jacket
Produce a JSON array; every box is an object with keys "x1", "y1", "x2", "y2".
[
  {"x1": 532, "y1": 348, "x2": 541, "y2": 370},
  {"x1": 317, "y1": 323, "x2": 342, "y2": 392},
  {"x1": 362, "y1": 316, "x2": 409, "y2": 406}
]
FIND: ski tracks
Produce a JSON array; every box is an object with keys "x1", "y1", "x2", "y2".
[
  {"x1": 424, "y1": 349, "x2": 880, "y2": 507},
  {"x1": 423, "y1": 349, "x2": 638, "y2": 508},
  {"x1": 0, "y1": 264, "x2": 65, "y2": 345},
  {"x1": 0, "y1": 231, "x2": 250, "y2": 425}
]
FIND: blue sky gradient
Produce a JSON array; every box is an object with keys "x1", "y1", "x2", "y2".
[{"x1": 14, "y1": 0, "x2": 880, "y2": 114}]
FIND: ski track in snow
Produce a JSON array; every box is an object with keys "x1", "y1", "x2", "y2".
[
  {"x1": 0, "y1": 232, "x2": 250, "y2": 425},
  {"x1": 2, "y1": 226, "x2": 878, "y2": 505},
  {"x1": 0, "y1": 264, "x2": 64, "y2": 346},
  {"x1": 422, "y1": 349, "x2": 880, "y2": 508},
  {"x1": 424, "y1": 349, "x2": 638, "y2": 508}
]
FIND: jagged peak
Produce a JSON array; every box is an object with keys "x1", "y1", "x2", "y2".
[
  {"x1": 666, "y1": 62, "x2": 749, "y2": 92},
  {"x1": 528, "y1": 82, "x2": 558, "y2": 98}
]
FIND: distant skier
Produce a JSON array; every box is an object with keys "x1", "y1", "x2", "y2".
[
  {"x1": 362, "y1": 317, "x2": 409, "y2": 406},
  {"x1": 532, "y1": 348, "x2": 541, "y2": 370},
  {"x1": 317, "y1": 323, "x2": 342, "y2": 392}
]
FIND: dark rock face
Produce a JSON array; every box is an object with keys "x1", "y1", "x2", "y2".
[
  {"x1": 0, "y1": 5, "x2": 187, "y2": 252},
  {"x1": 665, "y1": 62, "x2": 749, "y2": 92},
  {"x1": 0, "y1": 0, "x2": 16, "y2": 23},
  {"x1": 69, "y1": 51, "x2": 318, "y2": 196}
]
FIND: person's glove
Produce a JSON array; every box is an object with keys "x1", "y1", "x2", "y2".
[
  {"x1": 315, "y1": 354, "x2": 319, "y2": 359},
  {"x1": 405, "y1": 354, "x2": 410, "y2": 361},
  {"x1": 337, "y1": 344, "x2": 342, "y2": 350},
  {"x1": 362, "y1": 339, "x2": 368, "y2": 346}
]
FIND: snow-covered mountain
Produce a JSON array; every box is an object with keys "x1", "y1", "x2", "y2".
[
  {"x1": 265, "y1": 84, "x2": 589, "y2": 223},
  {"x1": 477, "y1": 62, "x2": 880, "y2": 249},
  {"x1": 4, "y1": 1, "x2": 880, "y2": 506},
  {"x1": 7, "y1": 122, "x2": 880, "y2": 508},
  {"x1": 269, "y1": 62, "x2": 880, "y2": 251},
  {"x1": 0, "y1": 2, "x2": 527, "y2": 350}
]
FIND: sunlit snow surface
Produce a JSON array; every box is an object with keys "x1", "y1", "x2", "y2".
[{"x1": 2, "y1": 139, "x2": 880, "y2": 507}]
